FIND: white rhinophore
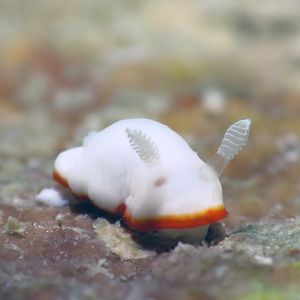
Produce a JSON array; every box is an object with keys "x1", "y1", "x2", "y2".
[
  {"x1": 125, "y1": 128, "x2": 160, "y2": 164},
  {"x1": 208, "y1": 119, "x2": 252, "y2": 176}
]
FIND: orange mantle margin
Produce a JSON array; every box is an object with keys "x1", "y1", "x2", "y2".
[
  {"x1": 53, "y1": 169, "x2": 228, "y2": 230},
  {"x1": 53, "y1": 170, "x2": 70, "y2": 189},
  {"x1": 53, "y1": 170, "x2": 88, "y2": 200},
  {"x1": 123, "y1": 205, "x2": 228, "y2": 231}
]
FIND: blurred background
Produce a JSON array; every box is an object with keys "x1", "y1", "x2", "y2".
[
  {"x1": 2, "y1": 2, "x2": 300, "y2": 299},
  {"x1": 1, "y1": 0, "x2": 300, "y2": 228}
]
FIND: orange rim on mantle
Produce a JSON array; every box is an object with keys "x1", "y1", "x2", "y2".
[
  {"x1": 53, "y1": 170, "x2": 88, "y2": 200},
  {"x1": 53, "y1": 170, "x2": 70, "y2": 189},
  {"x1": 53, "y1": 169, "x2": 228, "y2": 230},
  {"x1": 123, "y1": 205, "x2": 228, "y2": 231}
]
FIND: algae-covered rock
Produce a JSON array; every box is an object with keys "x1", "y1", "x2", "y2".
[
  {"x1": 93, "y1": 218, "x2": 155, "y2": 260},
  {"x1": 5, "y1": 216, "x2": 27, "y2": 238},
  {"x1": 220, "y1": 218, "x2": 300, "y2": 257}
]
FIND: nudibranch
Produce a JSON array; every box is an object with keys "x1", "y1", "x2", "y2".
[{"x1": 52, "y1": 118, "x2": 251, "y2": 241}]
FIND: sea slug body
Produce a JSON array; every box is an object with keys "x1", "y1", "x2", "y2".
[{"x1": 51, "y1": 118, "x2": 251, "y2": 241}]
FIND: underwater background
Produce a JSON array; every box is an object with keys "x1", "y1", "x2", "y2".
[{"x1": 1, "y1": 1, "x2": 300, "y2": 299}]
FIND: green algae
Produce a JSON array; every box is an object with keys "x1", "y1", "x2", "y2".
[
  {"x1": 221, "y1": 219, "x2": 300, "y2": 257},
  {"x1": 239, "y1": 287, "x2": 300, "y2": 300}
]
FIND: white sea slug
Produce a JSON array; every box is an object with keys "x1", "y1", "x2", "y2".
[{"x1": 52, "y1": 118, "x2": 251, "y2": 241}]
